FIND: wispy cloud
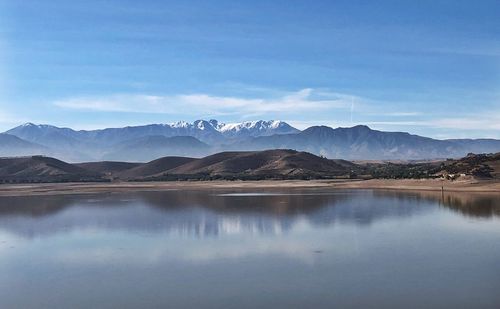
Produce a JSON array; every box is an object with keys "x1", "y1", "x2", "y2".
[
  {"x1": 53, "y1": 89, "x2": 353, "y2": 116},
  {"x1": 366, "y1": 114, "x2": 500, "y2": 131},
  {"x1": 44, "y1": 88, "x2": 500, "y2": 139},
  {"x1": 385, "y1": 112, "x2": 423, "y2": 117},
  {"x1": 288, "y1": 112, "x2": 500, "y2": 136}
]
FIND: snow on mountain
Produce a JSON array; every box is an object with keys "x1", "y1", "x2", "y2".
[
  {"x1": 216, "y1": 120, "x2": 300, "y2": 138},
  {"x1": 4, "y1": 120, "x2": 299, "y2": 159},
  {"x1": 167, "y1": 119, "x2": 299, "y2": 138},
  {"x1": 3, "y1": 121, "x2": 500, "y2": 161}
]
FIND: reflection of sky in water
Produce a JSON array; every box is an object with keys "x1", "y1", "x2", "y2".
[
  {"x1": 0, "y1": 190, "x2": 499, "y2": 308},
  {"x1": 0, "y1": 190, "x2": 441, "y2": 238}
]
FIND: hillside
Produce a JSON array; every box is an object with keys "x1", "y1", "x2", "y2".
[
  {"x1": 0, "y1": 156, "x2": 103, "y2": 183},
  {"x1": 0, "y1": 151, "x2": 498, "y2": 184},
  {"x1": 362, "y1": 152, "x2": 500, "y2": 180},
  {"x1": 76, "y1": 161, "x2": 141, "y2": 175},
  {"x1": 437, "y1": 153, "x2": 500, "y2": 179},
  {"x1": 117, "y1": 156, "x2": 196, "y2": 179},
  {"x1": 154, "y1": 149, "x2": 357, "y2": 180}
]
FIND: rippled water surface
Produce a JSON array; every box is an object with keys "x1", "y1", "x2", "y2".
[{"x1": 0, "y1": 189, "x2": 499, "y2": 308}]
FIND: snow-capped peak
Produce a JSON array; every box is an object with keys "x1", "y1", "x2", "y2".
[
  {"x1": 19, "y1": 123, "x2": 57, "y2": 130},
  {"x1": 165, "y1": 119, "x2": 292, "y2": 133},
  {"x1": 218, "y1": 120, "x2": 286, "y2": 133},
  {"x1": 170, "y1": 121, "x2": 190, "y2": 128}
]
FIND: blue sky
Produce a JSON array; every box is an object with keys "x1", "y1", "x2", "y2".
[{"x1": 0, "y1": 0, "x2": 499, "y2": 138}]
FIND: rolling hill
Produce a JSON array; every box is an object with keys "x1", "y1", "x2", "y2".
[
  {"x1": 76, "y1": 161, "x2": 141, "y2": 175},
  {"x1": 0, "y1": 156, "x2": 103, "y2": 183},
  {"x1": 117, "y1": 156, "x2": 196, "y2": 179},
  {"x1": 147, "y1": 149, "x2": 357, "y2": 180},
  {"x1": 0, "y1": 151, "x2": 498, "y2": 183},
  {"x1": 437, "y1": 152, "x2": 500, "y2": 179}
]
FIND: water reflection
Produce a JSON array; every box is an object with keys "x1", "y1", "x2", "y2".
[
  {"x1": 0, "y1": 189, "x2": 499, "y2": 309},
  {"x1": 0, "y1": 189, "x2": 498, "y2": 239}
]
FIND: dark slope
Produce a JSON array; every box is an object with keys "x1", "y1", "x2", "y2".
[
  {"x1": 118, "y1": 156, "x2": 197, "y2": 179},
  {"x1": 102, "y1": 135, "x2": 210, "y2": 162},
  {"x1": 76, "y1": 161, "x2": 141, "y2": 174},
  {"x1": 158, "y1": 149, "x2": 356, "y2": 180},
  {"x1": 0, "y1": 156, "x2": 103, "y2": 183}
]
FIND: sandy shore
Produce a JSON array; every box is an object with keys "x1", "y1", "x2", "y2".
[{"x1": 0, "y1": 178, "x2": 498, "y2": 196}]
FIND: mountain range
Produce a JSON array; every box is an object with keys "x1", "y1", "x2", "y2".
[{"x1": 2, "y1": 120, "x2": 499, "y2": 162}]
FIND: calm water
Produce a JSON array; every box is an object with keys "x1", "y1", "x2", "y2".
[{"x1": 0, "y1": 189, "x2": 499, "y2": 308}]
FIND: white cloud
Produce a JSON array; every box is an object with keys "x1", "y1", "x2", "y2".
[
  {"x1": 288, "y1": 112, "x2": 500, "y2": 137},
  {"x1": 53, "y1": 88, "x2": 352, "y2": 116},
  {"x1": 365, "y1": 115, "x2": 500, "y2": 131},
  {"x1": 44, "y1": 88, "x2": 500, "y2": 138},
  {"x1": 385, "y1": 112, "x2": 423, "y2": 117}
]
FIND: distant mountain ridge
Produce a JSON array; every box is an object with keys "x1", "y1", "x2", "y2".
[
  {"x1": 0, "y1": 134, "x2": 51, "y2": 157},
  {"x1": 8, "y1": 120, "x2": 298, "y2": 144},
  {"x1": 3, "y1": 120, "x2": 500, "y2": 161},
  {"x1": 233, "y1": 125, "x2": 499, "y2": 160}
]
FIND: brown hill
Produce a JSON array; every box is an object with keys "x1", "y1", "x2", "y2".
[
  {"x1": 0, "y1": 156, "x2": 103, "y2": 183},
  {"x1": 147, "y1": 149, "x2": 357, "y2": 180},
  {"x1": 1, "y1": 151, "x2": 497, "y2": 184},
  {"x1": 76, "y1": 161, "x2": 141, "y2": 175},
  {"x1": 438, "y1": 152, "x2": 500, "y2": 179},
  {"x1": 118, "y1": 156, "x2": 197, "y2": 179},
  {"x1": 0, "y1": 151, "x2": 356, "y2": 183}
]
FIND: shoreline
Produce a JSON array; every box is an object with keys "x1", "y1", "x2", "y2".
[{"x1": 0, "y1": 179, "x2": 498, "y2": 197}]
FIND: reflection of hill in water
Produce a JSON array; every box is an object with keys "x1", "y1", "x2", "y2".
[
  {"x1": 0, "y1": 189, "x2": 498, "y2": 238},
  {"x1": 397, "y1": 190, "x2": 500, "y2": 218}
]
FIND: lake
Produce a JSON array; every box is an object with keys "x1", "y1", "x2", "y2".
[{"x1": 0, "y1": 189, "x2": 499, "y2": 308}]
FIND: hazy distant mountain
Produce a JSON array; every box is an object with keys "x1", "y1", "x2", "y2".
[
  {"x1": 3, "y1": 122, "x2": 500, "y2": 161},
  {"x1": 4, "y1": 120, "x2": 299, "y2": 161},
  {"x1": 0, "y1": 133, "x2": 49, "y2": 157},
  {"x1": 6, "y1": 123, "x2": 83, "y2": 148},
  {"x1": 6, "y1": 120, "x2": 298, "y2": 146},
  {"x1": 102, "y1": 135, "x2": 210, "y2": 162},
  {"x1": 231, "y1": 125, "x2": 500, "y2": 160},
  {"x1": 445, "y1": 139, "x2": 500, "y2": 154},
  {"x1": 5, "y1": 123, "x2": 98, "y2": 161}
]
